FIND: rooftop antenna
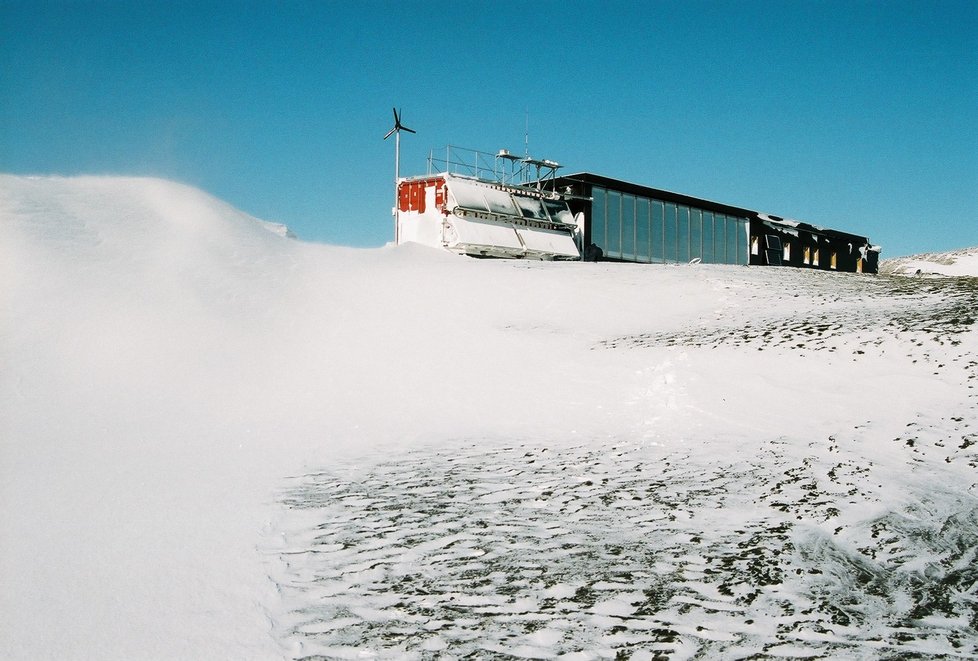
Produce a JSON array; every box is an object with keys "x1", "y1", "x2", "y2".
[
  {"x1": 524, "y1": 108, "x2": 529, "y2": 159},
  {"x1": 383, "y1": 107, "x2": 415, "y2": 244}
]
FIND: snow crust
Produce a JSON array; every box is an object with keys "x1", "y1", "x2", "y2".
[{"x1": 2, "y1": 175, "x2": 976, "y2": 659}]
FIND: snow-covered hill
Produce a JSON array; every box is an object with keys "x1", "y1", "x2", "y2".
[
  {"x1": 881, "y1": 246, "x2": 978, "y2": 277},
  {"x1": 2, "y1": 175, "x2": 976, "y2": 659}
]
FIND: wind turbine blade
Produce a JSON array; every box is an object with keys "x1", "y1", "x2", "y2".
[
  {"x1": 401, "y1": 126, "x2": 416, "y2": 134},
  {"x1": 383, "y1": 127, "x2": 396, "y2": 140}
]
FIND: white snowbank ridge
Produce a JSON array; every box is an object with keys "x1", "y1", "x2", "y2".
[
  {"x1": 2, "y1": 175, "x2": 976, "y2": 659},
  {"x1": 882, "y1": 246, "x2": 978, "y2": 277}
]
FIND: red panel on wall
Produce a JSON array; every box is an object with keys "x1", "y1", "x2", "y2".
[
  {"x1": 398, "y1": 183, "x2": 411, "y2": 212},
  {"x1": 399, "y1": 179, "x2": 445, "y2": 213},
  {"x1": 434, "y1": 179, "x2": 445, "y2": 209},
  {"x1": 414, "y1": 183, "x2": 425, "y2": 213}
]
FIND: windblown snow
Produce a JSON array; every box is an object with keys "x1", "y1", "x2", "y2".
[{"x1": 2, "y1": 175, "x2": 976, "y2": 660}]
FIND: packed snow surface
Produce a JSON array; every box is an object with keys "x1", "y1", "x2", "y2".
[{"x1": 2, "y1": 175, "x2": 976, "y2": 660}]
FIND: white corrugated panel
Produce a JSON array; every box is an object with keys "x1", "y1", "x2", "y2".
[
  {"x1": 516, "y1": 226, "x2": 580, "y2": 258},
  {"x1": 449, "y1": 217, "x2": 524, "y2": 251},
  {"x1": 448, "y1": 180, "x2": 489, "y2": 212},
  {"x1": 448, "y1": 179, "x2": 521, "y2": 217},
  {"x1": 482, "y1": 187, "x2": 520, "y2": 216}
]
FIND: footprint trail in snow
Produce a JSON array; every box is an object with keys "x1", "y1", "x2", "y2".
[{"x1": 270, "y1": 435, "x2": 977, "y2": 659}]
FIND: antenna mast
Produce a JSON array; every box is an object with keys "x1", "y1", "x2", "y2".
[{"x1": 383, "y1": 107, "x2": 416, "y2": 244}]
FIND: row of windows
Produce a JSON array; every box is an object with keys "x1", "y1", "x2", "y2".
[
  {"x1": 753, "y1": 235, "x2": 850, "y2": 270},
  {"x1": 591, "y1": 186, "x2": 748, "y2": 264}
]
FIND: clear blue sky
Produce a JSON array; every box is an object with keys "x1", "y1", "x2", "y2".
[{"x1": 2, "y1": 0, "x2": 976, "y2": 257}]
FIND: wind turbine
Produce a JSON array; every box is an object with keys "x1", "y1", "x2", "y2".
[{"x1": 384, "y1": 107, "x2": 415, "y2": 244}]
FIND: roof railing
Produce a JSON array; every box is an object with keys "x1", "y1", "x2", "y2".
[{"x1": 426, "y1": 145, "x2": 562, "y2": 190}]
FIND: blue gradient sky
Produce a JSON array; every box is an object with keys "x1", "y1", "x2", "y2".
[{"x1": 2, "y1": 0, "x2": 976, "y2": 257}]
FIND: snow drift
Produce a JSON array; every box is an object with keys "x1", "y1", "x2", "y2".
[
  {"x1": 2, "y1": 175, "x2": 976, "y2": 659},
  {"x1": 881, "y1": 246, "x2": 978, "y2": 277}
]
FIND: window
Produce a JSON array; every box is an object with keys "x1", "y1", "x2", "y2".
[
  {"x1": 783, "y1": 241, "x2": 791, "y2": 262},
  {"x1": 803, "y1": 246, "x2": 811, "y2": 265},
  {"x1": 725, "y1": 216, "x2": 739, "y2": 264},
  {"x1": 483, "y1": 187, "x2": 520, "y2": 216},
  {"x1": 714, "y1": 216, "x2": 726, "y2": 262},
  {"x1": 651, "y1": 201, "x2": 664, "y2": 263},
  {"x1": 636, "y1": 197, "x2": 651, "y2": 262},
  {"x1": 689, "y1": 208, "x2": 702, "y2": 261},
  {"x1": 591, "y1": 187, "x2": 606, "y2": 249},
  {"x1": 677, "y1": 206, "x2": 690, "y2": 262},
  {"x1": 813, "y1": 248, "x2": 820, "y2": 266},
  {"x1": 751, "y1": 235, "x2": 759, "y2": 256},
  {"x1": 542, "y1": 199, "x2": 573, "y2": 224},
  {"x1": 621, "y1": 194, "x2": 635, "y2": 260},
  {"x1": 664, "y1": 203, "x2": 678, "y2": 262},
  {"x1": 735, "y1": 219, "x2": 747, "y2": 264},
  {"x1": 607, "y1": 191, "x2": 621, "y2": 257},
  {"x1": 514, "y1": 195, "x2": 547, "y2": 220},
  {"x1": 830, "y1": 251, "x2": 837, "y2": 269},
  {"x1": 449, "y1": 180, "x2": 491, "y2": 212},
  {"x1": 764, "y1": 234, "x2": 782, "y2": 265},
  {"x1": 703, "y1": 212, "x2": 715, "y2": 263}
]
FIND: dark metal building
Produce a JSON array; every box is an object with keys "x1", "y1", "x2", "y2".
[
  {"x1": 750, "y1": 213, "x2": 880, "y2": 273},
  {"x1": 550, "y1": 172, "x2": 880, "y2": 273}
]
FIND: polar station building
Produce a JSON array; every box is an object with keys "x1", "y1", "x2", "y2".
[{"x1": 393, "y1": 146, "x2": 880, "y2": 274}]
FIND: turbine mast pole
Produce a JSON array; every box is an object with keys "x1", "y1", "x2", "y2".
[
  {"x1": 383, "y1": 107, "x2": 415, "y2": 246},
  {"x1": 394, "y1": 129, "x2": 400, "y2": 243}
]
